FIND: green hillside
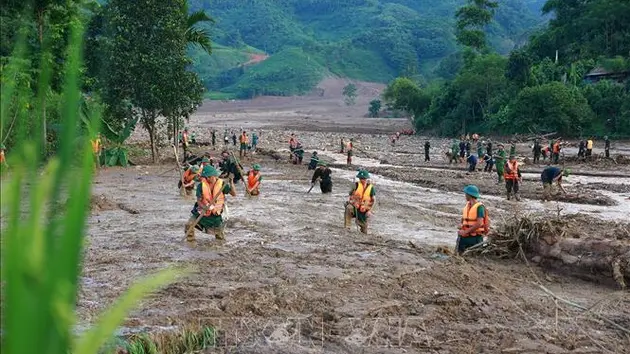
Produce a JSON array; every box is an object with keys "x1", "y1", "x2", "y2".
[{"x1": 188, "y1": 0, "x2": 548, "y2": 98}]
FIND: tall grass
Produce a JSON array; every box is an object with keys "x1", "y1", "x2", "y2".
[{"x1": 1, "y1": 10, "x2": 183, "y2": 354}]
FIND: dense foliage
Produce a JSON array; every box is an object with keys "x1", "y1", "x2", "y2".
[
  {"x1": 187, "y1": 0, "x2": 547, "y2": 98},
  {"x1": 382, "y1": 0, "x2": 630, "y2": 137}
]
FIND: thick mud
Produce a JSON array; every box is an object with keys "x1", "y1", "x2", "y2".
[{"x1": 76, "y1": 97, "x2": 630, "y2": 353}]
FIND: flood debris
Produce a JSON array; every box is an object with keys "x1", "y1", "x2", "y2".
[{"x1": 468, "y1": 214, "x2": 630, "y2": 289}]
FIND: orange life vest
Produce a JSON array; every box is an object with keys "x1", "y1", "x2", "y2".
[
  {"x1": 461, "y1": 201, "x2": 489, "y2": 236},
  {"x1": 182, "y1": 131, "x2": 189, "y2": 146},
  {"x1": 504, "y1": 160, "x2": 519, "y2": 180},
  {"x1": 91, "y1": 138, "x2": 101, "y2": 154},
  {"x1": 247, "y1": 170, "x2": 260, "y2": 190},
  {"x1": 350, "y1": 182, "x2": 373, "y2": 213},
  {"x1": 347, "y1": 142, "x2": 353, "y2": 150},
  {"x1": 553, "y1": 142, "x2": 560, "y2": 153},
  {"x1": 183, "y1": 168, "x2": 197, "y2": 184},
  {"x1": 0, "y1": 150, "x2": 5, "y2": 163},
  {"x1": 240, "y1": 133, "x2": 248, "y2": 144},
  {"x1": 199, "y1": 179, "x2": 225, "y2": 216}
]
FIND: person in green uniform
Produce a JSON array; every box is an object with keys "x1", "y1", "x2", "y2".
[
  {"x1": 509, "y1": 142, "x2": 516, "y2": 157},
  {"x1": 211, "y1": 129, "x2": 216, "y2": 148},
  {"x1": 219, "y1": 150, "x2": 243, "y2": 184},
  {"x1": 495, "y1": 144, "x2": 507, "y2": 184},
  {"x1": 185, "y1": 165, "x2": 236, "y2": 242},
  {"x1": 345, "y1": 170, "x2": 375, "y2": 234},
  {"x1": 457, "y1": 185, "x2": 489, "y2": 254},
  {"x1": 450, "y1": 140, "x2": 459, "y2": 164}
]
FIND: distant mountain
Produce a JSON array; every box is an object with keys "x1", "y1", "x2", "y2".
[{"x1": 188, "y1": 0, "x2": 549, "y2": 99}]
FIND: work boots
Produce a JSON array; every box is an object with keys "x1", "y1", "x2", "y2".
[
  {"x1": 506, "y1": 192, "x2": 512, "y2": 201},
  {"x1": 215, "y1": 225, "x2": 226, "y2": 240},
  {"x1": 358, "y1": 221, "x2": 368, "y2": 234}
]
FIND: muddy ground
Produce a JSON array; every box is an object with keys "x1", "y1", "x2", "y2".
[{"x1": 81, "y1": 90, "x2": 630, "y2": 353}]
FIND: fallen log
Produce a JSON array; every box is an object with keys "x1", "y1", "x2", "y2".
[{"x1": 468, "y1": 216, "x2": 630, "y2": 289}]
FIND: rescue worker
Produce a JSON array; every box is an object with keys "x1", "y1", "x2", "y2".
[
  {"x1": 541, "y1": 145, "x2": 549, "y2": 161},
  {"x1": 578, "y1": 139, "x2": 586, "y2": 159},
  {"x1": 211, "y1": 129, "x2": 216, "y2": 148},
  {"x1": 457, "y1": 185, "x2": 489, "y2": 254},
  {"x1": 424, "y1": 140, "x2": 430, "y2": 162},
  {"x1": 504, "y1": 155, "x2": 522, "y2": 201},
  {"x1": 344, "y1": 170, "x2": 375, "y2": 234},
  {"x1": 219, "y1": 150, "x2": 243, "y2": 184},
  {"x1": 486, "y1": 140, "x2": 493, "y2": 156},
  {"x1": 179, "y1": 165, "x2": 200, "y2": 196},
  {"x1": 289, "y1": 133, "x2": 298, "y2": 151},
  {"x1": 465, "y1": 139, "x2": 471, "y2": 158},
  {"x1": 347, "y1": 138, "x2": 354, "y2": 165},
  {"x1": 308, "y1": 151, "x2": 319, "y2": 170},
  {"x1": 311, "y1": 161, "x2": 333, "y2": 194},
  {"x1": 467, "y1": 153, "x2": 478, "y2": 173},
  {"x1": 231, "y1": 131, "x2": 237, "y2": 146},
  {"x1": 182, "y1": 128, "x2": 190, "y2": 156},
  {"x1": 223, "y1": 131, "x2": 229, "y2": 146},
  {"x1": 246, "y1": 164, "x2": 262, "y2": 196},
  {"x1": 541, "y1": 166, "x2": 569, "y2": 201},
  {"x1": 604, "y1": 136, "x2": 610, "y2": 158},
  {"x1": 482, "y1": 151, "x2": 494, "y2": 172},
  {"x1": 552, "y1": 139, "x2": 561, "y2": 164},
  {"x1": 292, "y1": 143, "x2": 304, "y2": 164},
  {"x1": 459, "y1": 139, "x2": 466, "y2": 162},
  {"x1": 239, "y1": 131, "x2": 249, "y2": 158},
  {"x1": 495, "y1": 144, "x2": 507, "y2": 184},
  {"x1": 191, "y1": 132, "x2": 197, "y2": 145},
  {"x1": 91, "y1": 133, "x2": 102, "y2": 169},
  {"x1": 533, "y1": 139, "x2": 542, "y2": 163},
  {"x1": 476, "y1": 140, "x2": 483, "y2": 157},
  {"x1": 586, "y1": 137, "x2": 594, "y2": 158},
  {"x1": 252, "y1": 132, "x2": 259, "y2": 152},
  {"x1": 509, "y1": 142, "x2": 516, "y2": 157},
  {"x1": 450, "y1": 140, "x2": 459, "y2": 164},
  {"x1": 340, "y1": 137, "x2": 345, "y2": 153},
  {"x1": 0, "y1": 143, "x2": 7, "y2": 167},
  {"x1": 185, "y1": 165, "x2": 236, "y2": 242}
]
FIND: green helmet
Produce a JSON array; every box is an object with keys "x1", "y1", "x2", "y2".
[
  {"x1": 563, "y1": 168, "x2": 571, "y2": 177},
  {"x1": 191, "y1": 165, "x2": 200, "y2": 173},
  {"x1": 201, "y1": 157, "x2": 210, "y2": 164},
  {"x1": 253, "y1": 164, "x2": 261, "y2": 171},
  {"x1": 318, "y1": 160, "x2": 327, "y2": 167},
  {"x1": 200, "y1": 165, "x2": 219, "y2": 178},
  {"x1": 356, "y1": 170, "x2": 370, "y2": 179},
  {"x1": 463, "y1": 185, "x2": 480, "y2": 199}
]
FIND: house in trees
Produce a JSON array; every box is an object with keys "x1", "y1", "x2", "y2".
[{"x1": 584, "y1": 67, "x2": 630, "y2": 84}]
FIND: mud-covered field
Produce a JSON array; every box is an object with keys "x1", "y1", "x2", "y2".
[{"x1": 81, "y1": 91, "x2": 630, "y2": 353}]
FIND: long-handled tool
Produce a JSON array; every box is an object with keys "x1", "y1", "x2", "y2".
[
  {"x1": 185, "y1": 179, "x2": 228, "y2": 237},
  {"x1": 229, "y1": 151, "x2": 251, "y2": 196},
  {"x1": 307, "y1": 182, "x2": 315, "y2": 194},
  {"x1": 172, "y1": 144, "x2": 186, "y2": 196}
]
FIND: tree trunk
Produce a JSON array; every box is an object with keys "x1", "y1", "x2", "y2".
[
  {"x1": 37, "y1": 10, "x2": 47, "y2": 158},
  {"x1": 142, "y1": 111, "x2": 158, "y2": 163}
]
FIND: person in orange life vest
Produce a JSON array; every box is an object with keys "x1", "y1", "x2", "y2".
[
  {"x1": 246, "y1": 164, "x2": 262, "y2": 196},
  {"x1": 347, "y1": 138, "x2": 354, "y2": 166},
  {"x1": 457, "y1": 185, "x2": 489, "y2": 254},
  {"x1": 504, "y1": 155, "x2": 522, "y2": 201},
  {"x1": 0, "y1": 143, "x2": 7, "y2": 168},
  {"x1": 178, "y1": 164, "x2": 200, "y2": 196},
  {"x1": 344, "y1": 170, "x2": 375, "y2": 234},
  {"x1": 90, "y1": 133, "x2": 102, "y2": 168},
  {"x1": 552, "y1": 139, "x2": 561, "y2": 164},
  {"x1": 186, "y1": 165, "x2": 236, "y2": 242},
  {"x1": 239, "y1": 131, "x2": 249, "y2": 158},
  {"x1": 182, "y1": 128, "x2": 190, "y2": 153}
]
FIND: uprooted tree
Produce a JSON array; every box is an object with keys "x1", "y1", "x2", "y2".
[{"x1": 101, "y1": 0, "x2": 203, "y2": 163}]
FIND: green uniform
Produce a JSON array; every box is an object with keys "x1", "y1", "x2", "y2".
[
  {"x1": 495, "y1": 150, "x2": 506, "y2": 182},
  {"x1": 191, "y1": 182, "x2": 232, "y2": 229},
  {"x1": 509, "y1": 144, "x2": 516, "y2": 156},
  {"x1": 451, "y1": 143, "x2": 459, "y2": 163}
]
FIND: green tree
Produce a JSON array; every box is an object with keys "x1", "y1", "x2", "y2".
[
  {"x1": 455, "y1": 0, "x2": 499, "y2": 51},
  {"x1": 342, "y1": 82, "x2": 357, "y2": 105},
  {"x1": 102, "y1": 0, "x2": 203, "y2": 162},
  {"x1": 507, "y1": 82, "x2": 594, "y2": 136},
  {"x1": 581, "y1": 80, "x2": 630, "y2": 135},
  {"x1": 186, "y1": 10, "x2": 213, "y2": 54},
  {"x1": 368, "y1": 99, "x2": 381, "y2": 117},
  {"x1": 382, "y1": 77, "x2": 432, "y2": 123}
]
